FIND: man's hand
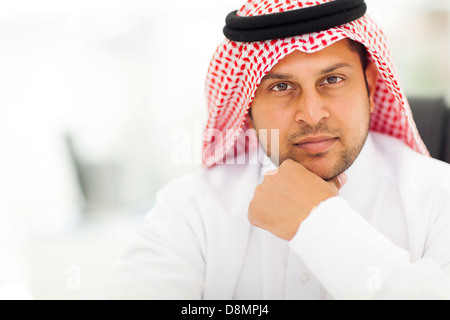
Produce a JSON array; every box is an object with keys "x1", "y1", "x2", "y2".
[{"x1": 248, "y1": 159, "x2": 347, "y2": 241}]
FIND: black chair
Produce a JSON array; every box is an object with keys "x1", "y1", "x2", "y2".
[{"x1": 408, "y1": 97, "x2": 450, "y2": 163}]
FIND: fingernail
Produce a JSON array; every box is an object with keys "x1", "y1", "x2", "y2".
[{"x1": 337, "y1": 173, "x2": 348, "y2": 188}]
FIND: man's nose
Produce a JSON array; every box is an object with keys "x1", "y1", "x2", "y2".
[{"x1": 294, "y1": 90, "x2": 330, "y2": 127}]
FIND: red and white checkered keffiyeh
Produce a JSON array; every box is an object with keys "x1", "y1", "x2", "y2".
[{"x1": 203, "y1": 0, "x2": 429, "y2": 167}]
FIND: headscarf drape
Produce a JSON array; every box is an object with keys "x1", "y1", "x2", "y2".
[{"x1": 203, "y1": 0, "x2": 428, "y2": 167}]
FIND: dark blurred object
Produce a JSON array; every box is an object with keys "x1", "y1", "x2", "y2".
[
  {"x1": 408, "y1": 97, "x2": 450, "y2": 163},
  {"x1": 65, "y1": 134, "x2": 123, "y2": 213}
]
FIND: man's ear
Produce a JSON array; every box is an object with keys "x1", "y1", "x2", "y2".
[
  {"x1": 247, "y1": 109, "x2": 254, "y2": 129},
  {"x1": 365, "y1": 61, "x2": 379, "y2": 114}
]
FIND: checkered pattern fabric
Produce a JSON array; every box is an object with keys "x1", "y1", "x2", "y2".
[{"x1": 203, "y1": 0, "x2": 429, "y2": 167}]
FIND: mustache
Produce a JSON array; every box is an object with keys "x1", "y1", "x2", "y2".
[{"x1": 287, "y1": 122, "x2": 343, "y2": 143}]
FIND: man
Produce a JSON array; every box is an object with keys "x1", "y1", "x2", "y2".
[{"x1": 111, "y1": 0, "x2": 450, "y2": 299}]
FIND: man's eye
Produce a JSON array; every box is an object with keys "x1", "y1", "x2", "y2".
[
  {"x1": 323, "y1": 76, "x2": 344, "y2": 85},
  {"x1": 271, "y1": 83, "x2": 294, "y2": 92}
]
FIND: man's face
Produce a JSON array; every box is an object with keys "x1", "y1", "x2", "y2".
[{"x1": 250, "y1": 39, "x2": 378, "y2": 181}]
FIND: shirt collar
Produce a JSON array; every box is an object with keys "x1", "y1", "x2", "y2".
[
  {"x1": 339, "y1": 133, "x2": 379, "y2": 199},
  {"x1": 258, "y1": 146, "x2": 278, "y2": 178}
]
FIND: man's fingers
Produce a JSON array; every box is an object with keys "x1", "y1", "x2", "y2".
[
  {"x1": 329, "y1": 172, "x2": 348, "y2": 190},
  {"x1": 265, "y1": 169, "x2": 279, "y2": 176}
]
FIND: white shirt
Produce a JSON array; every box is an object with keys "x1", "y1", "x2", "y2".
[{"x1": 110, "y1": 132, "x2": 450, "y2": 300}]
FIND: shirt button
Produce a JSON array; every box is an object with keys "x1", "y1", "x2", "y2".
[{"x1": 300, "y1": 273, "x2": 310, "y2": 284}]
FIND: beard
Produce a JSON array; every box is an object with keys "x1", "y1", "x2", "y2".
[{"x1": 256, "y1": 117, "x2": 371, "y2": 181}]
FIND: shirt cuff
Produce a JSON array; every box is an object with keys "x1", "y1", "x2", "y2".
[{"x1": 289, "y1": 196, "x2": 410, "y2": 299}]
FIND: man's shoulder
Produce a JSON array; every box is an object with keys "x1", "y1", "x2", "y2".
[
  {"x1": 157, "y1": 161, "x2": 260, "y2": 203},
  {"x1": 372, "y1": 132, "x2": 450, "y2": 188}
]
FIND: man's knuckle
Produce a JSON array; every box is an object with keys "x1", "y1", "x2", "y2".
[
  {"x1": 254, "y1": 184, "x2": 264, "y2": 195},
  {"x1": 248, "y1": 212, "x2": 258, "y2": 226},
  {"x1": 262, "y1": 175, "x2": 274, "y2": 185},
  {"x1": 281, "y1": 159, "x2": 301, "y2": 171}
]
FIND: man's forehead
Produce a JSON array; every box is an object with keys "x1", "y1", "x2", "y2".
[
  {"x1": 261, "y1": 62, "x2": 352, "y2": 82},
  {"x1": 260, "y1": 40, "x2": 358, "y2": 80}
]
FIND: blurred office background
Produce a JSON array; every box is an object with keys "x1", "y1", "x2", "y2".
[{"x1": 0, "y1": 0, "x2": 448, "y2": 299}]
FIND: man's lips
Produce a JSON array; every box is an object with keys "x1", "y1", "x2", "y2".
[{"x1": 293, "y1": 136, "x2": 338, "y2": 153}]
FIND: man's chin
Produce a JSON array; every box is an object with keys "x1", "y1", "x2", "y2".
[
  {"x1": 301, "y1": 165, "x2": 339, "y2": 181},
  {"x1": 279, "y1": 156, "x2": 343, "y2": 181}
]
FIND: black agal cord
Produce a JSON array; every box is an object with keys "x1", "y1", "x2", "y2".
[{"x1": 223, "y1": 0, "x2": 367, "y2": 42}]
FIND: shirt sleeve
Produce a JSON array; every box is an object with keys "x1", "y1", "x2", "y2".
[
  {"x1": 289, "y1": 196, "x2": 450, "y2": 300},
  {"x1": 109, "y1": 231, "x2": 204, "y2": 300},
  {"x1": 109, "y1": 189, "x2": 205, "y2": 300}
]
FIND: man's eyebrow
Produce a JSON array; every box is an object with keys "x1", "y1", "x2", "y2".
[
  {"x1": 261, "y1": 62, "x2": 352, "y2": 82},
  {"x1": 260, "y1": 73, "x2": 294, "y2": 82},
  {"x1": 319, "y1": 62, "x2": 352, "y2": 75}
]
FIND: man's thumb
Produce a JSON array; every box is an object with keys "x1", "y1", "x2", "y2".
[{"x1": 331, "y1": 172, "x2": 348, "y2": 190}]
